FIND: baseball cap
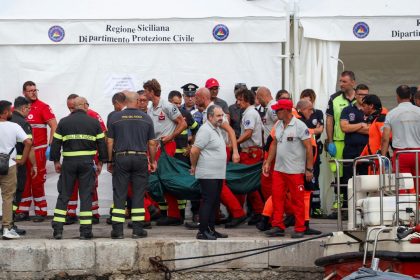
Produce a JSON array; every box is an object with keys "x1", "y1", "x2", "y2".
[
  {"x1": 181, "y1": 83, "x2": 199, "y2": 97},
  {"x1": 205, "y1": 78, "x2": 219, "y2": 89},
  {"x1": 271, "y1": 99, "x2": 293, "y2": 111}
]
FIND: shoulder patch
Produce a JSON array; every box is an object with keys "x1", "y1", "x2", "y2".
[
  {"x1": 304, "y1": 129, "x2": 310, "y2": 136},
  {"x1": 244, "y1": 119, "x2": 251, "y2": 127}
]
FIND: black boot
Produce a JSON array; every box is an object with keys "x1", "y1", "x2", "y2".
[
  {"x1": 256, "y1": 215, "x2": 271, "y2": 232},
  {"x1": 111, "y1": 223, "x2": 124, "y2": 239},
  {"x1": 80, "y1": 225, "x2": 93, "y2": 240},
  {"x1": 283, "y1": 215, "x2": 295, "y2": 228},
  {"x1": 304, "y1": 220, "x2": 322, "y2": 235},
  {"x1": 132, "y1": 222, "x2": 148, "y2": 239},
  {"x1": 52, "y1": 222, "x2": 63, "y2": 240},
  {"x1": 248, "y1": 213, "x2": 262, "y2": 225}
]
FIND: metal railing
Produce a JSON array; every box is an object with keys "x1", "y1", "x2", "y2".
[
  {"x1": 329, "y1": 155, "x2": 391, "y2": 231},
  {"x1": 395, "y1": 150, "x2": 420, "y2": 226},
  {"x1": 352, "y1": 155, "x2": 392, "y2": 230}
]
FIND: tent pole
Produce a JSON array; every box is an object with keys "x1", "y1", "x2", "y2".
[
  {"x1": 293, "y1": 0, "x2": 300, "y2": 104},
  {"x1": 284, "y1": 2, "x2": 290, "y2": 91}
]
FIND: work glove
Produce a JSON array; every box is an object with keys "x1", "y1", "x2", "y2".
[
  {"x1": 45, "y1": 145, "x2": 51, "y2": 161},
  {"x1": 327, "y1": 142, "x2": 337, "y2": 157}
]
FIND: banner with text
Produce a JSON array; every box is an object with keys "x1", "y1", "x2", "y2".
[
  {"x1": 301, "y1": 17, "x2": 420, "y2": 41},
  {"x1": 0, "y1": 18, "x2": 286, "y2": 45}
]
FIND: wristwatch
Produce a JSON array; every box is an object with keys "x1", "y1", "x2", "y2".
[{"x1": 306, "y1": 167, "x2": 314, "y2": 173}]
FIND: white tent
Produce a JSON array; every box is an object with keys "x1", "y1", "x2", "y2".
[
  {"x1": 295, "y1": 0, "x2": 420, "y2": 212},
  {"x1": 296, "y1": 0, "x2": 420, "y2": 110},
  {"x1": 0, "y1": 0, "x2": 289, "y2": 215}
]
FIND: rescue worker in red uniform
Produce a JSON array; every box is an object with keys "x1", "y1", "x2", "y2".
[
  {"x1": 263, "y1": 99, "x2": 314, "y2": 238},
  {"x1": 64, "y1": 94, "x2": 107, "y2": 224},
  {"x1": 144, "y1": 79, "x2": 188, "y2": 226},
  {"x1": 15, "y1": 81, "x2": 57, "y2": 222},
  {"x1": 236, "y1": 88, "x2": 265, "y2": 225}
]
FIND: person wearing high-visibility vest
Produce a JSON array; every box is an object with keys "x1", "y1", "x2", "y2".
[
  {"x1": 50, "y1": 97, "x2": 107, "y2": 239},
  {"x1": 325, "y1": 71, "x2": 357, "y2": 216},
  {"x1": 65, "y1": 94, "x2": 107, "y2": 225}
]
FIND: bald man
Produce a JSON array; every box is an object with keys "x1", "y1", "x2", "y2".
[
  {"x1": 107, "y1": 91, "x2": 156, "y2": 238},
  {"x1": 64, "y1": 94, "x2": 107, "y2": 225},
  {"x1": 50, "y1": 96, "x2": 107, "y2": 239}
]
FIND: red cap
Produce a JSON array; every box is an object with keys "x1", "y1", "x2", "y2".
[
  {"x1": 271, "y1": 99, "x2": 293, "y2": 111},
  {"x1": 205, "y1": 78, "x2": 219, "y2": 89}
]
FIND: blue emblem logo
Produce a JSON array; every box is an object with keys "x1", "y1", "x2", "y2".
[
  {"x1": 213, "y1": 24, "x2": 229, "y2": 41},
  {"x1": 48, "y1": 25, "x2": 65, "y2": 42},
  {"x1": 353, "y1": 22, "x2": 369, "y2": 39}
]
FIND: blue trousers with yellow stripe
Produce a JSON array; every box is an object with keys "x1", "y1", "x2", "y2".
[
  {"x1": 112, "y1": 154, "x2": 148, "y2": 234},
  {"x1": 52, "y1": 159, "x2": 95, "y2": 234}
]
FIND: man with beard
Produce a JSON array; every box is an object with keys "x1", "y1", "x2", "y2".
[
  {"x1": 190, "y1": 105, "x2": 229, "y2": 240},
  {"x1": 15, "y1": 81, "x2": 57, "y2": 223}
]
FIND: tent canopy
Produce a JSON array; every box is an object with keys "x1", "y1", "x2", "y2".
[
  {"x1": 0, "y1": 0, "x2": 287, "y2": 20},
  {"x1": 298, "y1": 0, "x2": 420, "y2": 41}
]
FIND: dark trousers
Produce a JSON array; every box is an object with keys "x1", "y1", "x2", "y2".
[
  {"x1": 13, "y1": 164, "x2": 27, "y2": 209},
  {"x1": 112, "y1": 154, "x2": 148, "y2": 233},
  {"x1": 198, "y1": 179, "x2": 223, "y2": 233},
  {"x1": 342, "y1": 145, "x2": 368, "y2": 208},
  {"x1": 52, "y1": 159, "x2": 95, "y2": 234}
]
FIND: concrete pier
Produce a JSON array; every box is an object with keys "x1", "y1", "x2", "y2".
[{"x1": 0, "y1": 219, "x2": 337, "y2": 279}]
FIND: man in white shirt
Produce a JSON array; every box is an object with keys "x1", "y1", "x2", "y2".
[
  {"x1": 144, "y1": 79, "x2": 187, "y2": 226},
  {"x1": 381, "y1": 85, "x2": 420, "y2": 191},
  {"x1": 0, "y1": 100, "x2": 32, "y2": 239},
  {"x1": 236, "y1": 88, "x2": 265, "y2": 225}
]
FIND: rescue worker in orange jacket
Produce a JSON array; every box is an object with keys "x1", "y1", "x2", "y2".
[{"x1": 360, "y1": 94, "x2": 388, "y2": 158}]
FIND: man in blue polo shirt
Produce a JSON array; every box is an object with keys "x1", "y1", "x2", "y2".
[{"x1": 340, "y1": 84, "x2": 370, "y2": 186}]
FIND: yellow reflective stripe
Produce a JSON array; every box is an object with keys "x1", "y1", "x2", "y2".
[
  {"x1": 27, "y1": 134, "x2": 33, "y2": 139},
  {"x1": 178, "y1": 200, "x2": 186, "y2": 204},
  {"x1": 16, "y1": 155, "x2": 23, "y2": 160},
  {"x1": 53, "y1": 133, "x2": 63, "y2": 140},
  {"x1": 111, "y1": 216, "x2": 125, "y2": 222},
  {"x1": 131, "y1": 216, "x2": 145, "y2": 221},
  {"x1": 175, "y1": 148, "x2": 186, "y2": 153},
  {"x1": 178, "y1": 205, "x2": 186, "y2": 209},
  {"x1": 62, "y1": 150, "x2": 97, "y2": 157},
  {"x1": 79, "y1": 211, "x2": 92, "y2": 217},
  {"x1": 112, "y1": 208, "x2": 125, "y2": 215},
  {"x1": 62, "y1": 134, "x2": 96, "y2": 141},
  {"x1": 54, "y1": 208, "x2": 67, "y2": 215},
  {"x1": 180, "y1": 130, "x2": 188, "y2": 135},
  {"x1": 53, "y1": 217, "x2": 66, "y2": 223},
  {"x1": 190, "y1": 121, "x2": 198, "y2": 129},
  {"x1": 159, "y1": 205, "x2": 168, "y2": 210},
  {"x1": 131, "y1": 208, "x2": 145, "y2": 214},
  {"x1": 80, "y1": 219, "x2": 92, "y2": 225},
  {"x1": 13, "y1": 205, "x2": 18, "y2": 211},
  {"x1": 96, "y1": 133, "x2": 105, "y2": 139}
]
